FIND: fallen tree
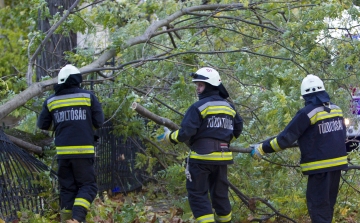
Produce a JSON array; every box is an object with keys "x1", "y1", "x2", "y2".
[{"x1": 5, "y1": 133, "x2": 43, "y2": 155}]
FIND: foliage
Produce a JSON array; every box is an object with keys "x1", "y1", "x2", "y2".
[
  {"x1": 0, "y1": 2, "x2": 30, "y2": 97},
  {"x1": 156, "y1": 162, "x2": 187, "y2": 195}
]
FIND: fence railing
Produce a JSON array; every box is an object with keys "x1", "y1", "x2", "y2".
[
  {"x1": 0, "y1": 121, "x2": 145, "y2": 221},
  {"x1": 0, "y1": 130, "x2": 57, "y2": 222},
  {"x1": 95, "y1": 122, "x2": 144, "y2": 195}
]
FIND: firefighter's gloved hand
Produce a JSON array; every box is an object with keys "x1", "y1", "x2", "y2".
[
  {"x1": 250, "y1": 143, "x2": 265, "y2": 160},
  {"x1": 156, "y1": 127, "x2": 171, "y2": 142}
]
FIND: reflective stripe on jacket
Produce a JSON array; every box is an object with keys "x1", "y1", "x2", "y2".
[
  {"x1": 169, "y1": 93, "x2": 243, "y2": 164},
  {"x1": 37, "y1": 87, "x2": 104, "y2": 159}
]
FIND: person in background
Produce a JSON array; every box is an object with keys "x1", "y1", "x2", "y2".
[
  {"x1": 37, "y1": 64, "x2": 104, "y2": 223},
  {"x1": 250, "y1": 74, "x2": 348, "y2": 223},
  {"x1": 158, "y1": 67, "x2": 243, "y2": 223}
]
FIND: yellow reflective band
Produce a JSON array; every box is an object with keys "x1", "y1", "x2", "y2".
[
  {"x1": 48, "y1": 98, "x2": 91, "y2": 112},
  {"x1": 170, "y1": 130, "x2": 180, "y2": 143},
  {"x1": 47, "y1": 93, "x2": 90, "y2": 103},
  {"x1": 196, "y1": 214, "x2": 214, "y2": 223},
  {"x1": 190, "y1": 151, "x2": 233, "y2": 161},
  {"x1": 257, "y1": 144, "x2": 265, "y2": 155},
  {"x1": 215, "y1": 212, "x2": 232, "y2": 222},
  {"x1": 56, "y1": 145, "x2": 95, "y2": 155},
  {"x1": 309, "y1": 109, "x2": 343, "y2": 125},
  {"x1": 200, "y1": 106, "x2": 236, "y2": 118},
  {"x1": 300, "y1": 156, "x2": 348, "y2": 172},
  {"x1": 74, "y1": 198, "x2": 90, "y2": 209},
  {"x1": 270, "y1": 138, "x2": 282, "y2": 152},
  {"x1": 198, "y1": 101, "x2": 234, "y2": 111},
  {"x1": 307, "y1": 105, "x2": 341, "y2": 118}
]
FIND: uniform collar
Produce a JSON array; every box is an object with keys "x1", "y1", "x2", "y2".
[{"x1": 303, "y1": 91, "x2": 330, "y2": 106}]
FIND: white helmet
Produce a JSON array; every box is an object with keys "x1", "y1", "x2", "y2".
[
  {"x1": 301, "y1": 74, "x2": 325, "y2": 95},
  {"x1": 191, "y1": 67, "x2": 221, "y2": 86},
  {"x1": 58, "y1": 64, "x2": 80, "y2": 84}
]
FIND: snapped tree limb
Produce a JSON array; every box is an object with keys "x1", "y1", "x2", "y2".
[
  {"x1": 5, "y1": 133, "x2": 42, "y2": 155},
  {"x1": 132, "y1": 102, "x2": 252, "y2": 153}
]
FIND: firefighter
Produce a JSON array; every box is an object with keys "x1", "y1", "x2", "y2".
[
  {"x1": 158, "y1": 67, "x2": 243, "y2": 223},
  {"x1": 251, "y1": 74, "x2": 348, "y2": 222},
  {"x1": 37, "y1": 64, "x2": 104, "y2": 223}
]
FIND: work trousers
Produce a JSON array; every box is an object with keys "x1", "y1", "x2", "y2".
[
  {"x1": 306, "y1": 170, "x2": 341, "y2": 223},
  {"x1": 58, "y1": 158, "x2": 97, "y2": 222},
  {"x1": 186, "y1": 163, "x2": 232, "y2": 223}
]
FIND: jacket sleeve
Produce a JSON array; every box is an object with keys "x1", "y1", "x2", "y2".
[
  {"x1": 169, "y1": 105, "x2": 201, "y2": 143},
  {"x1": 91, "y1": 94, "x2": 105, "y2": 129},
  {"x1": 233, "y1": 112, "x2": 243, "y2": 139},
  {"x1": 262, "y1": 110, "x2": 310, "y2": 153},
  {"x1": 37, "y1": 100, "x2": 53, "y2": 130}
]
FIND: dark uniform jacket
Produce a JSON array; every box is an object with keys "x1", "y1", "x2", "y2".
[
  {"x1": 262, "y1": 101, "x2": 348, "y2": 175},
  {"x1": 37, "y1": 86, "x2": 104, "y2": 159},
  {"x1": 169, "y1": 91, "x2": 243, "y2": 165}
]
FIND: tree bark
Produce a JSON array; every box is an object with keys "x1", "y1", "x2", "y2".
[
  {"x1": 0, "y1": 81, "x2": 53, "y2": 121},
  {"x1": 5, "y1": 133, "x2": 43, "y2": 155},
  {"x1": 131, "y1": 102, "x2": 180, "y2": 131}
]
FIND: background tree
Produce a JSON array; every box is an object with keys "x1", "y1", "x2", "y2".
[{"x1": 36, "y1": 0, "x2": 78, "y2": 81}]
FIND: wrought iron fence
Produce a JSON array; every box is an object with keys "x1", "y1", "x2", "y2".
[
  {"x1": 95, "y1": 122, "x2": 144, "y2": 195},
  {"x1": 0, "y1": 130, "x2": 57, "y2": 222},
  {"x1": 0, "y1": 120, "x2": 145, "y2": 221}
]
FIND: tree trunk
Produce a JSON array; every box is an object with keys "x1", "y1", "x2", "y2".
[
  {"x1": 5, "y1": 134, "x2": 43, "y2": 155},
  {"x1": 36, "y1": 0, "x2": 77, "y2": 81}
]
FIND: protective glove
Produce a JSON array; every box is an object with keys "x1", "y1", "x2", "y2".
[
  {"x1": 250, "y1": 143, "x2": 265, "y2": 160},
  {"x1": 156, "y1": 127, "x2": 171, "y2": 142}
]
